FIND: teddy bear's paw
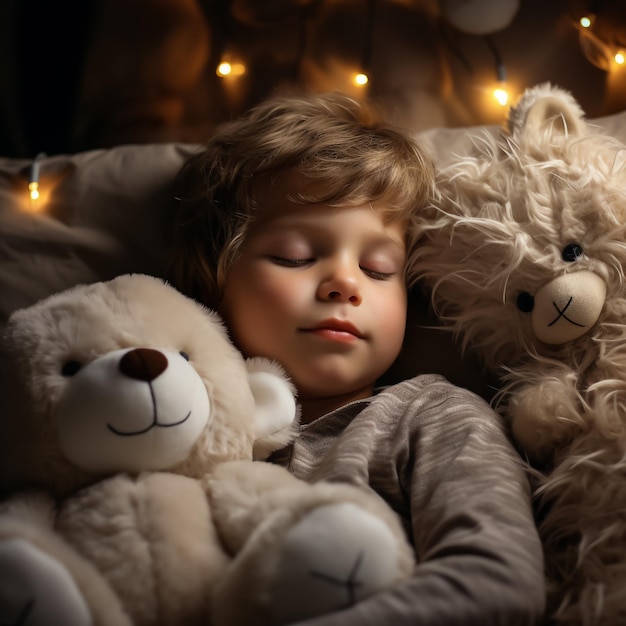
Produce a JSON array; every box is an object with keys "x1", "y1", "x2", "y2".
[
  {"x1": 268, "y1": 502, "x2": 402, "y2": 624},
  {"x1": 0, "y1": 538, "x2": 92, "y2": 626},
  {"x1": 510, "y1": 379, "x2": 583, "y2": 462}
]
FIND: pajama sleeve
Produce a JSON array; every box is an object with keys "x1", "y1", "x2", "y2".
[{"x1": 287, "y1": 376, "x2": 546, "y2": 626}]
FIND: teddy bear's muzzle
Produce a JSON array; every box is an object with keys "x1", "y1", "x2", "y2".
[
  {"x1": 528, "y1": 270, "x2": 606, "y2": 345},
  {"x1": 56, "y1": 347, "x2": 210, "y2": 475}
]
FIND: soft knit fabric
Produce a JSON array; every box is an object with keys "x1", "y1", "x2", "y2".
[{"x1": 270, "y1": 374, "x2": 546, "y2": 626}]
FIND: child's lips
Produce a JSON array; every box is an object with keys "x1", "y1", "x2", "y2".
[{"x1": 301, "y1": 319, "x2": 364, "y2": 342}]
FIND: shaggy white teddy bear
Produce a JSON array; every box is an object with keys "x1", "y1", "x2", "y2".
[
  {"x1": 411, "y1": 83, "x2": 626, "y2": 625},
  {"x1": 0, "y1": 273, "x2": 414, "y2": 626}
]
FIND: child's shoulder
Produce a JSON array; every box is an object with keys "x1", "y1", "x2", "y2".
[
  {"x1": 374, "y1": 373, "x2": 506, "y2": 434},
  {"x1": 377, "y1": 372, "x2": 489, "y2": 403}
]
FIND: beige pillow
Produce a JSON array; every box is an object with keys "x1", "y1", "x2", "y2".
[
  {"x1": 415, "y1": 110, "x2": 626, "y2": 165},
  {"x1": 0, "y1": 143, "x2": 199, "y2": 324}
]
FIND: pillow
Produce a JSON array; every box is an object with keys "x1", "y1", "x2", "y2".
[
  {"x1": 415, "y1": 109, "x2": 626, "y2": 165},
  {"x1": 0, "y1": 143, "x2": 200, "y2": 324}
]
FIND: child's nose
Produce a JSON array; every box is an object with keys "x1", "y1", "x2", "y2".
[{"x1": 318, "y1": 269, "x2": 362, "y2": 305}]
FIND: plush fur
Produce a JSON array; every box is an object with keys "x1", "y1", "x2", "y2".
[
  {"x1": 411, "y1": 84, "x2": 626, "y2": 625},
  {"x1": 0, "y1": 274, "x2": 415, "y2": 626}
]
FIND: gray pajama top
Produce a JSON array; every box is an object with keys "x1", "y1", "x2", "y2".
[{"x1": 270, "y1": 374, "x2": 546, "y2": 626}]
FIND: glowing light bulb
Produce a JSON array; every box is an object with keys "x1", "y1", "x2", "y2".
[
  {"x1": 216, "y1": 58, "x2": 245, "y2": 78},
  {"x1": 615, "y1": 51, "x2": 625, "y2": 65},
  {"x1": 28, "y1": 181, "x2": 39, "y2": 201},
  {"x1": 579, "y1": 16, "x2": 592, "y2": 28},
  {"x1": 354, "y1": 72, "x2": 369, "y2": 87},
  {"x1": 217, "y1": 61, "x2": 232, "y2": 77},
  {"x1": 27, "y1": 152, "x2": 46, "y2": 210},
  {"x1": 493, "y1": 87, "x2": 509, "y2": 106}
]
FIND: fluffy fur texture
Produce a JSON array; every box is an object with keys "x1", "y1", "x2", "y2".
[
  {"x1": 411, "y1": 84, "x2": 626, "y2": 625},
  {"x1": 0, "y1": 274, "x2": 415, "y2": 626}
]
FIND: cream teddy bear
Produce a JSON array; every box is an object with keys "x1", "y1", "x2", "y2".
[
  {"x1": 0, "y1": 274, "x2": 414, "y2": 626},
  {"x1": 411, "y1": 84, "x2": 626, "y2": 625}
]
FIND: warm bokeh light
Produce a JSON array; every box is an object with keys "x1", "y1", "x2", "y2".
[
  {"x1": 217, "y1": 61, "x2": 232, "y2": 77},
  {"x1": 25, "y1": 153, "x2": 47, "y2": 211},
  {"x1": 579, "y1": 16, "x2": 592, "y2": 29},
  {"x1": 216, "y1": 59, "x2": 246, "y2": 78},
  {"x1": 354, "y1": 72, "x2": 369, "y2": 86},
  {"x1": 28, "y1": 181, "x2": 39, "y2": 201},
  {"x1": 615, "y1": 51, "x2": 625, "y2": 65},
  {"x1": 22, "y1": 179, "x2": 52, "y2": 213},
  {"x1": 493, "y1": 87, "x2": 509, "y2": 106}
]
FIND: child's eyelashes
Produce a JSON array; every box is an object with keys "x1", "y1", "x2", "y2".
[
  {"x1": 269, "y1": 256, "x2": 395, "y2": 280},
  {"x1": 363, "y1": 268, "x2": 395, "y2": 281},
  {"x1": 268, "y1": 255, "x2": 313, "y2": 267}
]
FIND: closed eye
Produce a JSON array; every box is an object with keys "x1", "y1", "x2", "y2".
[
  {"x1": 362, "y1": 267, "x2": 394, "y2": 280},
  {"x1": 268, "y1": 256, "x2": 313, "y2": 267}
]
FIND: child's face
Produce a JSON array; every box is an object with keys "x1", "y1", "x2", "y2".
[{"x1": 219, "y1": 177, "x2": 408, "y2": 420}]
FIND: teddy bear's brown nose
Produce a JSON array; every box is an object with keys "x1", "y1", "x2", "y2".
[{"x1": 119, "y1": 348, "x2": 168, "y2": 382}]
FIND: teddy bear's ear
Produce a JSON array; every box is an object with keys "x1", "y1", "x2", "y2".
[
  {"x1": 245, "y1": 357, "x2": 300, "y2": 460},
  {"x1": 507, "y1": 82, "x2": 587, "y2": 148}
]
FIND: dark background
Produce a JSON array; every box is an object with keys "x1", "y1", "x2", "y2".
[{"x1": 1, "y1": 0, "x2": 625, "y2": 159}]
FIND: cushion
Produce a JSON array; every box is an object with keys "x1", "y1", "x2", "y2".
[{"x1": 0, "y1": 143, "x2": 199, "y2": 323}]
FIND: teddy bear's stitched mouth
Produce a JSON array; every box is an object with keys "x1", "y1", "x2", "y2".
[
  {"x1": 107, "y1": 410, "x2": 192, "y2": 437},
  {"x1": 107, "y1": 361, "x2": 194, "y2": 437},
  {"x1": 547, "y1": 297, "x2": 586, "y2": 329}
]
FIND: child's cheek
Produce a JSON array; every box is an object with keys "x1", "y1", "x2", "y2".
[
  {"x1": 256, "y1": 273, "x2": 309, "y2": 310},
  {"x1": 373, "y1": 285, "x2": 407, "y2": 349}
]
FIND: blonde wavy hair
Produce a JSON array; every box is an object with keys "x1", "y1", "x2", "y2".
[{"x1": 168, "y1": 90, "x2": 434, "y2": 309}]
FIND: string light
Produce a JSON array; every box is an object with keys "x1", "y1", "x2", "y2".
[
  {"x1": 213, "y1": 0, "x2": 245, "y2": 80},
  {"x1": 574, "y1": 11, "x2": 626, "y2": 72},
  {"x1": 216, "y1": 57, "x2": 245, "y2": 78},
  {"x1": 217, "y1": 60, "x2": 232, "y2": 77},
  {"x1": 484, "y1": 35, "x2": 510, "y2": 107},
  {"x1": 354, "y1": 72, "x2": 369, "y2": 86},
  {"x1": 28, "y1": 152, "x2": 46, "y2": 209},
  {"x1": 353, "y1": 0, "x2": 377, "y2": 89},
  {"x1": 493, "y1": 62, "x2": 509, "y2": 106},
  {"x1": 28, "y1": 181, "x2": 39, "y2": 202},
  {"x1": 493, "y1": 87, "x2": 509, "y2": 106}
]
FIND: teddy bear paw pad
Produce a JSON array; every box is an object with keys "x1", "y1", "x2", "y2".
[
  {"x1": 269, "y1": 502, "x2": 401, "y2": 624},
  {"x1": 0, "y1": 539, "x2": 92, "y2": 626}
]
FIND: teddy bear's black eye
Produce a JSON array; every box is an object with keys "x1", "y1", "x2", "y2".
[
  {"x1": 517, "y1": 292, "x2": 534, "y2": 313},
  {"x1": 61, "y1": 360, "x2": 82, "y2": 377},
  {"x1": 562, "y1": 243, "x2": 584, "y2": 263},
  {"x1": 179, "y1": 351, "x2": 190, "y2": 361}
]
